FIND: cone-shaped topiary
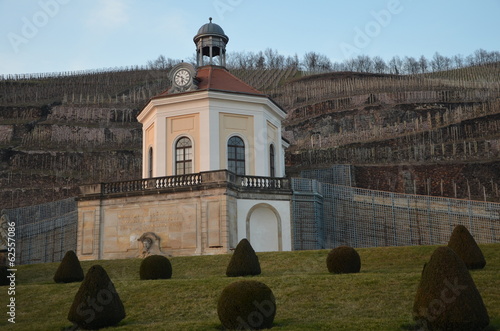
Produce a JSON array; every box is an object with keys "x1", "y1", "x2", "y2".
[
  {"x1": 68, "y1": 265, "x2": 125, "y2": 330},
  {"x1": 326, "y1": 245, "x2": 361, "y2": 274},
  {"x1": 226, "y1": 238, "x2": 261, "y2": 277},
  {"x1": 0, "y1": 266, "x2": 9, "y2": 286},
  {"x1": 53, "y1": 250, "x2": 84, "y2": 283},
  {"x1": 139, "y1": 254, "x2": 172, "y2": 280},
  {"x1": 218, "y1": 280, "x2": 276, "y2": 330},
  {"x1": 413, "y1": 246, "x2": 489, "y2": 331},
  {"x1": 448, "y1": 224, "x2": 486, "y2": 270}
]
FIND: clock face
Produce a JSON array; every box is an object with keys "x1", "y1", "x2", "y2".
[{"x1": 174, "y1": 69, "x2": 191, "y2": 87}]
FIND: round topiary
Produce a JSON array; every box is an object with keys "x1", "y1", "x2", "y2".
[
  {"x1": 448, "y1": 224, "x2": 486, "y2": 270},
  {"x1": 139, "y1": 254, "x2": 172, "y2": 280},
  {"x1": 68, "y1": 265, "x2": 126, "y2": 330},
  {"x1": 413, "y1": 246, "x2": 489, "y2": 331},
  {"x1": 218, "y1": 280, "x2": 276, "y2": 330},
  {"x1": 53, "y1": 250, "x2": 84, "y2": 283},
  {"x1": 326, "y1": 246, "x2": 361, "y2": 274},
  {"x1": 0, "y1": 266, "x2": 9, "y2": 286},
  {"x1": 226, "y1": 238, "x2": 261, "y2": 277}
]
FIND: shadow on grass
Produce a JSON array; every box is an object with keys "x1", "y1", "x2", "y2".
[
  {"x1": 401, "y1": 321, "x2": 499, "y2": 331},
  {"x1": 400, "y1": 322, "x2": 420, "y2": 330},
  {"x1": 487, "y1": 317, "x2": 500, "y2": 331}
]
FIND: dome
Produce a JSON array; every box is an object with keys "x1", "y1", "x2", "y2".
[{"x1": 194, "y1": 17, "x2": 229, "y2": 44}]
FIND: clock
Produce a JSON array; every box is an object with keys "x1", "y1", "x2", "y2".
[
  {"x1": 168, "y1": 63, "x2": 197, "y2": 93},
  {"x1": 173, "y1": 68, "x2": 191, "y2": 87}
]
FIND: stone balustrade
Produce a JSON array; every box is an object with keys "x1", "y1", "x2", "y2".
[{"x1": 80, "y1": 170, "x2": 290, "y2": 198}]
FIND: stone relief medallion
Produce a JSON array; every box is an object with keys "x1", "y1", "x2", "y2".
[{"x1": 137, "y1": 232, "x2": 163, "y2": 258}]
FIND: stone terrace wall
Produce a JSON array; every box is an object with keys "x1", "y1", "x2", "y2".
[{"x1": 0, "y1": 104, "x2": 142, "y2": 208}]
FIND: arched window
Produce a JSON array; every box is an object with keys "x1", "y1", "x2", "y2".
[
  {"x1": 269, "y1": 144, "x2": 275, "y2": 177},
  {"x1": 148, "y1": 147, "x2": 153, "y2": 178},
  {"x1": 175, "y1": 137, "x2": 193, "y2": 175},
  {"x1": 227, "y1": 136, "x2": 245, "y2": 175}
]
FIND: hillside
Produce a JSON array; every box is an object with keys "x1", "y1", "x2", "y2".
[
  {"x1": 0, "y1": 68, "x2": 166, "y2": 207},
  {"x1": 1, "y1": 63, "x2": 500, "y2": 207},
  {"x1": 1, "y1": 245, "x2": 498, "y2": 330},
  {"x1": 280, "y1": 63, "x2": 500, "y2": 201}
]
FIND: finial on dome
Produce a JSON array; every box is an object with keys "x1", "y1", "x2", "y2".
[{"x1": 209, "y1": 17, "x2": 212, "y2": 23}]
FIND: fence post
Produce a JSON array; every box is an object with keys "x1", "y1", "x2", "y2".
[{"x1": 467, "y1": 179, "x2": 471, "y2": 200}]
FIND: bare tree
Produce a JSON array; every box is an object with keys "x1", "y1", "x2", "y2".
[
  {"x1": 151, "y1": 47, "x2": 496, "y2": 76},
  {"x1": 353, "y1": 55, "x2": 373, "y2": 72},
  {"x1": 431, "y1": 52, "x2": 452, "y2": 72},
  {"x1": 303, "y1": 52, "x2": 332, "y2": 72},
  {"x1": 285, "y1": 54, "x2": 300, "y2": 70},
  {"x1": 465, "y1": 54, "x2": 476, "y2": 67},
  {"x1": 255, "y1": 51, "x2": 265, "y2": 69},
  {"x1": 317, "y1": 54, "x2": 332, "y2": 72},
  {"x1": 491, "y1": 51, "x2": 500, "y2": 63},
  {"x1": 226, "y1": 51, "x2": 256, "y2": 69},
  {"x1": 237, "y1": 52, "x2": 253, "y2": 69},
  {"x1": 452, "y1": 54, "x2": 465, "y2": 69},
  {"x1": 442, "y1": 56, "x2": 452, "y2": 71},
  {"x1": 147, "y1": 55, "x2": 179, "y2": 70},
  {"x1": 302, "y1": 52, "x2": 319, "y2": 72},
  {"x1": 264, "y1": 48, "x2": 286, "y2": 69},
  {"x1": 474, "y1": 49, "x2": 490, "y2": 64},
  {"x1": 331, "y1": 61, "x2": 347, "y2": 72},
  {"x1": 388, "y1": 56, "x2": 403, "y2": 75},
  {"x1": 418, "y1": 55, "x2": 428, "y2": 73},
  {"x1": 264, "y1": 48, "x2": 277, "y2": 68},
  {"x1": 343, "y1": 58, "x2": 356, "y2": 71},
  {"x1": 403, "y1": 56, "x2": 420, "y2": 75},
  {"x1": 373, "y1": 56, "x2": 388, "y2": 74},
  {"x1": 225, "y1": 51, "x2": 240, "y2": 69}
]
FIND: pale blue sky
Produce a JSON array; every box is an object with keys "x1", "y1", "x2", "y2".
[{"x1": 0, "y1": 0, "x2": 499, "y2": 75}]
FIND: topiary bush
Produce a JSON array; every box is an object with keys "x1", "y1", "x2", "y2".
[
  {"x1": 67, "y1": 265, "x2": 126, "y2": 330},
  {"x1": 53, "y1": 250, "x2": 84, "y2": 283},
  {"x1": 326, "y1": 245, "x2": 361, "y2": 274},
  {"x1": 0, "y1": 266, "x2": 9, "y2": 286},
  {"x1": 447, "y1": 224, "x2": 486, "y2": 270},
  {"x1": 139, "y1": 254, "x2": 172, "y2": 280},
  {"x1": 413, "y1": 246, "x2": 489, "y2": 331},
  {"x1": 218, "y1": 280, "x2": 276, "y2": 330},
  {"x1": 226, "y1": 238, "x2": 261, "y2": 277}
]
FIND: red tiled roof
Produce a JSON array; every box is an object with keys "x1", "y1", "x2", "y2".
[
  {"x1": 196, "y1": 66, "x2": 264, "y2": 95},
  {"x1": 148, "y1": 66, "x2": 286, "y2": 114},
  {"x1": 156, "y1": 65, "x2": 265, "y2": 98}
]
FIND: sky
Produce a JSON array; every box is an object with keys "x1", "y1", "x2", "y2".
[{"x1": 0, "y1": 0, "x2": 499, "y2": 75}]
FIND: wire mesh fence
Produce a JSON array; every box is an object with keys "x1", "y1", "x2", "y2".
[
  {"x1": 292, "y1": 178, "x2": 500, "y2": 250},
  {"x1": 300, "y1": 165, "x2": 354, "y2": 186},
  {"x1": 4, "y1": 198, "x2": 77, "y2": 265},
  {"x1": 5, "y1": 176, "x2": 500, "y2": 264}
]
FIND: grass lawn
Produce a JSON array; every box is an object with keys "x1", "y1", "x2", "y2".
[{"x1": 1, "y1": 244, "x2": 499, "y2": 330}]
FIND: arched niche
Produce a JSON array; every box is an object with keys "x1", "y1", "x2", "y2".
[{"x1": 245, "y1": 203, "x2": 282, "y2": 252}]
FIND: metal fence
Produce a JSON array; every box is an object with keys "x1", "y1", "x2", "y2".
[
  {"x1": 300, "y1": 165, "x2": 354, "y2": 186},
  {"x1": 4, "y1": 198, "x2": 77, "y2": 264},
  {"x1": 292, "y1": 178, "x2": 500, "y2": 250},
  {"x1": 5, "y1": 176, "x2": 500, "y2": 264}
]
